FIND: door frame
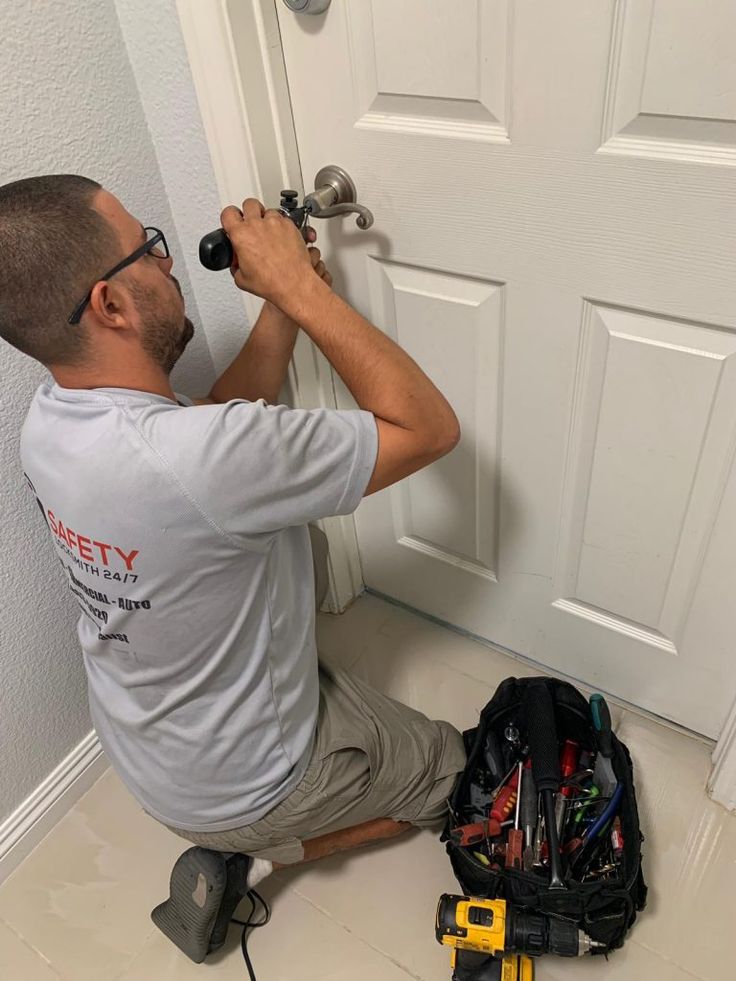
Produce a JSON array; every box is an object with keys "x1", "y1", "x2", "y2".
[
  {"x1": 175, "y1": 0, "x2": 736, "y2": 810},
  {"x1": 176, "y1": 0, "x2": 363, "y2": 615}
]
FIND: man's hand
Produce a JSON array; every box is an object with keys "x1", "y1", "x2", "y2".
[
  {"x1": 222, "y1": 198, "x2": 327, "y2": 305},
  {"x1": 306, "y1": 245, "x2": 332, "y2": 289},
  {"x1": 258, "y1": 246, "x2": 332, "y2": 323},
  {"x1": 196, "y1": 220, "x2": 334, "y2": 406}
]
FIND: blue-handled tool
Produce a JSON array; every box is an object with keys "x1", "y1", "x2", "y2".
[
  {"x1": 584, "y1": 783, "x2": 624, "y2": 843},
  {"x1": 590, "y1": 694, "x2": 617, "y2": 796},
  {"x1": 569, "y1": 783, "x2": 625, "y2": 878}
]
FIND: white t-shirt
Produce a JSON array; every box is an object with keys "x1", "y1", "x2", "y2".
[{"x1": 20, "y1": 382, "x2": 377, "y2": 831}]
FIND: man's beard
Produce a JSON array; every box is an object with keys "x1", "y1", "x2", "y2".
[{"x1": 132, "y1": 283, "x2": 194, "y2": 374}]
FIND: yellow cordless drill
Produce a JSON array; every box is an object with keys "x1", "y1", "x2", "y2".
[{"x1": 436, "y1": 895, "x2": 605, "y2": 981}]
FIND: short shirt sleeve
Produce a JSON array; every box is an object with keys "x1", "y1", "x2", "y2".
[{"x1": 142, "y1": 398, "x2": 378, "y2": 539}]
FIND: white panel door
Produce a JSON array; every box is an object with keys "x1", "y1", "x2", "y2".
[{"x1": 275, "y1": 0, "x2": 736, "y2": 737}]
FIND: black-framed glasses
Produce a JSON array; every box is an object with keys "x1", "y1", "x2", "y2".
[{"x1": 68, "y1": 226, "x2": 170, "y2": 325}]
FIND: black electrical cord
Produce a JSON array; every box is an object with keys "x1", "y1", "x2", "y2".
[{"x1": 231, "y1": 889, "x2": 271, "y2": 981}]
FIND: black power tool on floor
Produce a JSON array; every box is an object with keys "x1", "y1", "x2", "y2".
[{"x1": 436, "y1": 894, "x2": 605, "y2": 980}]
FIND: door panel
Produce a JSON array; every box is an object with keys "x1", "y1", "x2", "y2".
[
  {"x1": 555, "y1": 304, "x2": 736, "y2": 640},
  {"x1": 368, "y1": 260, "x2": 503, "y2": 581},
  {"x1": 347, "y1": 0, "x2": 511, "y2": 141},
  {"x1": 602, "y1": 0, "x2": 736, "y2": 160},
  {"x1": 276, "y1": 0, "x2": 736, "y2": 735}
]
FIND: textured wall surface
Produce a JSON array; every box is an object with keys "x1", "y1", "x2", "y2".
[
  {"x1": 115, "y1": 0, "x2": 251, "y2": 376},
  {"x1": 0, "y1": 0, "x2": 229, "y2": 824}
]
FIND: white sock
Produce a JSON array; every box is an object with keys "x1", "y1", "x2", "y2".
[{"x1": 246, "y1": 858, "x2": 273, "y2": 891}]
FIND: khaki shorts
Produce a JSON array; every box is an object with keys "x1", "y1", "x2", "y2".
[{"x1": 167, "y1": 662, "x2": 466, "y2": 863}]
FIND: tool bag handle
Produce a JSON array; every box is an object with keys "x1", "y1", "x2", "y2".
[{"x1": 523, "y1": 679, "x2": 560, "y2": 793}]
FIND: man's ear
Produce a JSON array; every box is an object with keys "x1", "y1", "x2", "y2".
[{"x1": 86, "y1": 280, "x2": 133, "y2": 330}]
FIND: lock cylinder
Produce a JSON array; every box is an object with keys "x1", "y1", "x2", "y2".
[{"x1": 198, "y1": 166, "x2": 373, "y2": 272}]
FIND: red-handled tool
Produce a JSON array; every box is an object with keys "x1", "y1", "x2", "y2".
[
  {"x1": 560, "y1": 741, "x2": 580, "y2": 797},
  {"x1": 450, "y1": 818, "x2": 503, "y2": 848},
  {"x1": 555, "y1": 739, "x2": 580, "y2": 835}
]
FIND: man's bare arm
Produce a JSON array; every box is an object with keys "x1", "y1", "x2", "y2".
[
  {"x1": 278, "y1": 279, "x2": 460, "y2": 494},
  {"x1": 197, "y1": 246, "x2": 331, "y2": 405},
  {"x1": 198, "y1": 302, "x2": 297, "y2": 405},
  {"x1": 222, "y1": 200, "x2": 460, "y2": 494}
]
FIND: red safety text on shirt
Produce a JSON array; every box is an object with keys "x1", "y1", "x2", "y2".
[{"x1": 47, "y1": 509, "x2": 140, "y2": 571}]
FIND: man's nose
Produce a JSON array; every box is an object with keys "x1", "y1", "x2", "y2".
[{"x1": 161, "y1": 255, "x2": 174, "y2": 276}]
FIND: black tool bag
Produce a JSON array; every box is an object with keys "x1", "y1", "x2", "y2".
[{"x1": 442, "y1": 676, "x2": 647, "y2": 960}]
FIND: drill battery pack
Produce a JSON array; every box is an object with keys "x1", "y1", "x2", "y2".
[
  {"x1": 442, "y1": 676, "x2": 648, "y2": 970},
  {"x1": 452, "y1": 949, "x2": 533, "y2": 981}
]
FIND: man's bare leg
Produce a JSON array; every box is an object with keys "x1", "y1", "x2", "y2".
[{"x1": 273, "y1": 817, "x2": 411, "y2": 870}]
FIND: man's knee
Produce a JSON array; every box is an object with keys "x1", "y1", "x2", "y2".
[{"x1": 391, "y1": 720, "x2": 467, "y2": 830}]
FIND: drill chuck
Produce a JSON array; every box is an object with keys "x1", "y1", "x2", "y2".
[{"x1": 506, "y1": 907, "x2": 581, "y2": 957}]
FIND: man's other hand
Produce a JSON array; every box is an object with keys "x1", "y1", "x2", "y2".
[
  {"x1": 307, "y1": 246, "x2": 332, "y2": 289},
  {"x1": 222, "y1": 198, "x2": 326, "y2": 305}
]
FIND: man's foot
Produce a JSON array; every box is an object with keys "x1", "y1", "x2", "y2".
[
  {"x1": 151, "y1": 847, "x2": 230, "y2": 963},
  {"x1": 208, "y1": 852, "x2": 252, "y2": 952},
  {"x1": 246, "y1": 857, "x2": 274, "y2": 891},
  {"x1": 152, "y1": 847, "x2": 272, "y2": 962}
]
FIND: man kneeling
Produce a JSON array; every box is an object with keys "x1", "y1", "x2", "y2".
[{"x1": 2, "y1": 175, "x2": 466, "y2": 960}]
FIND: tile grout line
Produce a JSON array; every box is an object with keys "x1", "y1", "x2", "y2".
[
  {"x1": 109, "y1": 923, "x2": 162, "y2": 981},
  {"x1": 0, "y1": 914, "x2": 63, "y2": 978},
  {"x1": 632, "y1": 939, "x2": 711, "y2": 981},
  {"x1": 1, "y1": 908, "x2": 155, "y2": 981},
  {"x1": 290, "y1": 885, "x2": 426, "y2": 981}
]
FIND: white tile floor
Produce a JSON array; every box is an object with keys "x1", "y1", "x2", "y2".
[{"x1": 1, "y1": 594, "x2": 734, "y2": 981}]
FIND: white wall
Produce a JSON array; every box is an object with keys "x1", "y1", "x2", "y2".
[
  {"x1": 0, "y1": 0, "x2": 250, "y2": 827},
  {"x1": 114, "y1": 0, "x2": 251, "y2": 374}
]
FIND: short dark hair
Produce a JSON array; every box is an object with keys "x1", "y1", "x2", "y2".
[{"x1": 0, "y1": 175, "x2": 120, "y2": 366}]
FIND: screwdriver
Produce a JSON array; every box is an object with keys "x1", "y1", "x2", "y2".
[
  {"x1": 505, "y1": 762, "x2": 524, "y2": 870},
  {"x1": 519, "y1": 760, "x2": 537, "y2": 871},
  {"x1": 574, "y1": 785, "x2": 601, "y2": 825},
  {"x1": 590, "y1": 695, "x2": 617, "y2": 796},
  {"x1": 532, "y1": 799, "x2": 544, "y2": 867},
  {"x1": 555, "y1": 740, "x2": 579, "y2": 836}
]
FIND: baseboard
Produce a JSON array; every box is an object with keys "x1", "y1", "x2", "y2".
[
  {"x1": 709, "y1": 693, "x2": 736, "y2": 813},
  {"x1": 0, "y1": 731, "x2": 108, "y2": 884}
]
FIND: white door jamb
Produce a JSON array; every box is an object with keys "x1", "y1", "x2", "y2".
[
  {"x1": 176, "y1": 0, "x2": 364, "y2": 613},
  {"x1": 709, "y1": 693, "x2": 736, "y2": 811}
]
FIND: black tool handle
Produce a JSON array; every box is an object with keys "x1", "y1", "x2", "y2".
[
  {"x1": 524, "y1": 680, "x2": 566, "y2": 889},
  {"x1": 483, "y1": 731, "x2": 505, "y2": 786},
  {"x1": 199, "y1": 229, "x2": 233, "y2": 271},
  {"x1": 590, "y1": 694, "x2": 613, "y2": 759},
  {"x1": 199, "y1": 192, "x2": 308, "y2": 272},
  {"x1": 525, "y1": 680, "x2": 561, "y2": 793}
]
